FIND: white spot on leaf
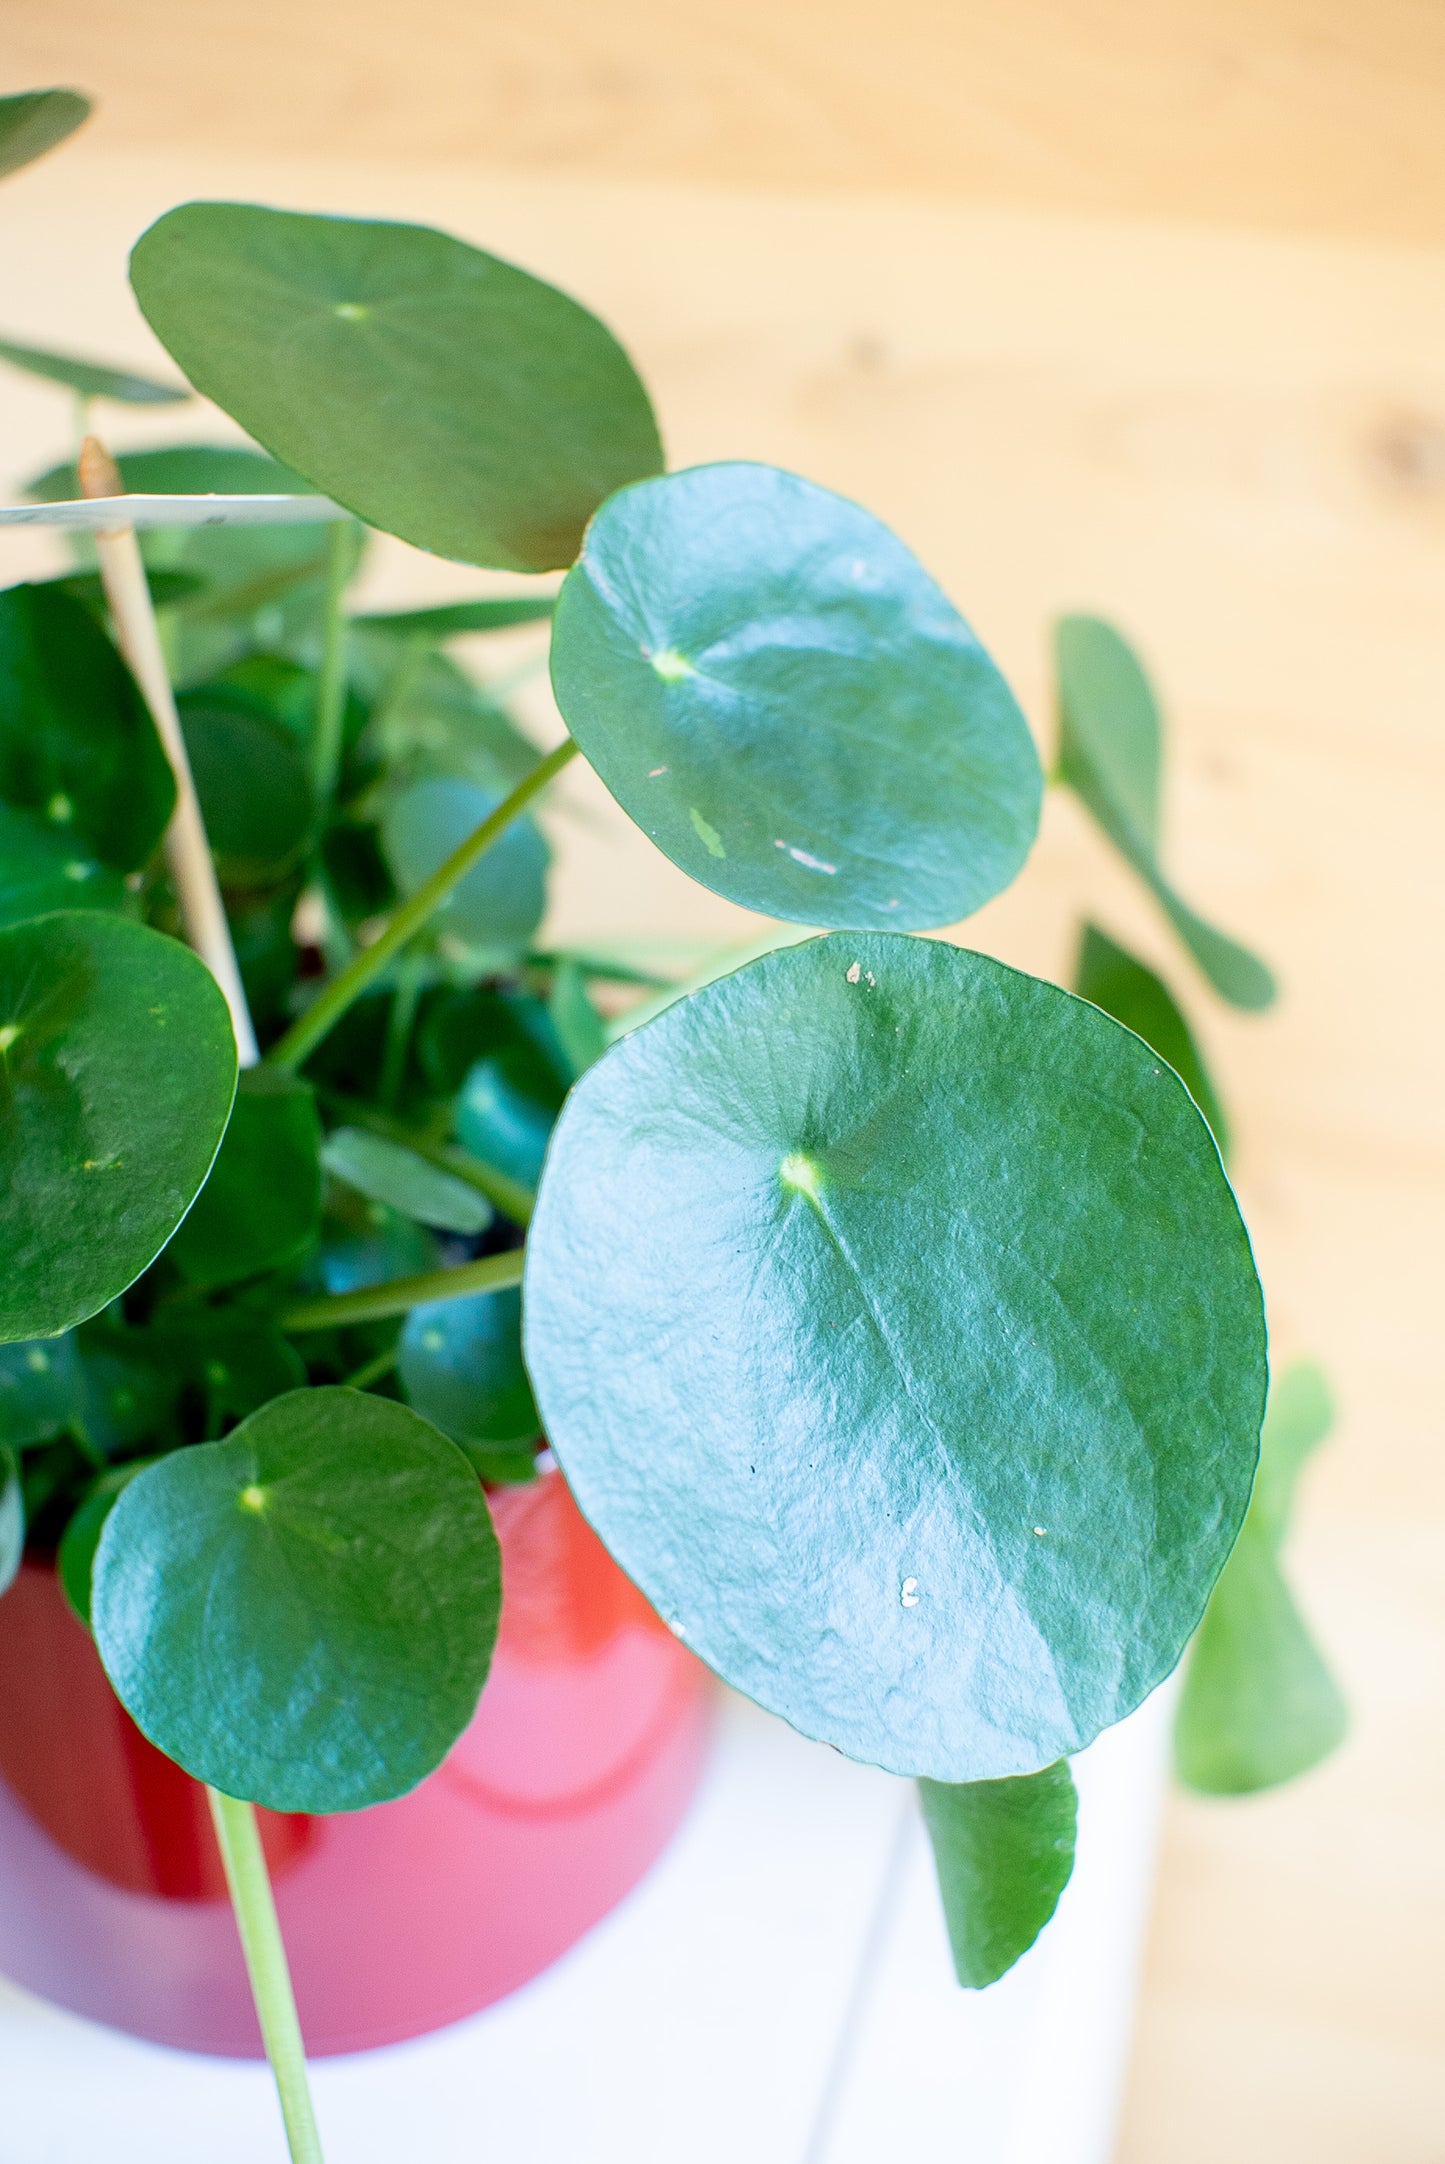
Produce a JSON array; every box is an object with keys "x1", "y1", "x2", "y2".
[{"x1": 900, "y1": 1577, "x2": 920, "y2": 1608}]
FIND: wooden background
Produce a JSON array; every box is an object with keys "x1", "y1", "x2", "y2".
[{"x1": 2, "y1": 8, "x2": 1442, "y2": 2159}]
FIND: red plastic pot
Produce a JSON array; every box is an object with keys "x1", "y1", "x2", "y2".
[{"x1": 0, "y1": 1468, "x2": 712, "y2": 2056}]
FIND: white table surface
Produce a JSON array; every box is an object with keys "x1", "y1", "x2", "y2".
[{"x1": 0, "y1": 1688, "x2": 1170, "y2": 2164}]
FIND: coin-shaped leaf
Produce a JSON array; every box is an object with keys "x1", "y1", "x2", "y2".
[
  {"x1": 1056, "y1": 615, "x2": 1275, "y2": 1010},
  {"x1": 524, "y1": 933, "x2": 1266, "y2": 1779},
  {"x1": 0, "y1": 801, "x2": 126, "y2": 930},
  {"x1": 919, "y1": 1761, "x2": 1077, "y2": 1988},
  {"x1": 0, "y1": 912, "x2": 238, "y2": 1342},
  {"x1": 92, "y1": 1387, "x2": 501, "y2": 1811},
  {"x1": 179, "y1": 688, "x2": 315, "y2": 886},
  {"x1": 0, "y1": 583, "x2": 175, "y2": 871},
  {"x1": 550, "y1": 463, "x2": 1042, "y2": 930},
  {"x1": 0, "y1": 89, "x2": 90, "y2": 182},
  {"x1": 322, "y1": 1126, "x2": 492, "y2": 1237},
  {"x1": 130, "y1": 202, "x2": 664, "y2": 571},
  {"x1": 381, "y1": 775, "x2": 547, "y2": 964},
  {"x1": 400, "y1": 1287, "x2": 538, "y2": 1449}
]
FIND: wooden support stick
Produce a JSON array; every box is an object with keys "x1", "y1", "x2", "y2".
[{"x1": 79, "y1": 436, "x2": 259, "y2": 1068}]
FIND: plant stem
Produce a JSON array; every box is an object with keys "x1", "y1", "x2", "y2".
[
  {"x1": 319, "y1": 1088, "x2": 534, "y2": 1225},
  {"x1": 379, "y1": 952, "x2": 425, "y2": 1109},
  {"x1": 79, "y1": 434, "x2": 260, "y2": 1068},
  {"x1": 282, "y1": 1247, "x2": 525, "y2": 1333},
  {"x1": 310, "y1": 521, "x2": 352, "y2": 805},
  {"x1": 206, "y1": 1789, "x2": 325, "y2": 2164},
  {"x1": 270, "y1": 738, "x2": 579, "y2": 1074}
]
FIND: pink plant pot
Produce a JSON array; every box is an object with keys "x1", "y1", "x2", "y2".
[{"x1": 0, "y1": 1469, "x2": 713, "y2": 2056}]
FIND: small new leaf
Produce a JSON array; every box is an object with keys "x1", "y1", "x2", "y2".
[
  {"x1": 919, "y1": 1761, "x2": 1077, "y2": 1987},
  {"x1": 1056, "y1": 616, "x2": 1275, "y2": 1010},
  {"x1": 0, "y1": 90, "x2": 90, "y2": 182},
  {"x1": 1175, "y1": 1362, "x2": 1347, "y2": 1794},
  {"x1": 1074, "y1": 922, "x2": 1229, "y2": 1156}
]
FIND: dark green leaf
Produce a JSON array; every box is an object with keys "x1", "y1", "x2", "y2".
[
  {"x1": 548, "y1": 958, "x2": 607, "y2": 1077},
  {"x1": 319, "y1": 1197, "x2": 438, "y2": 1296},
  {"x1": 399, "y1": 1288, "x2": 538, "y2": 1449},
  {"x1": 0, "y1": 89, "x2": 90, "y2": 181},
  {"x1": 0, "y1": 335, "x2": 186, "y2": 405},
  {"x1": 130, "y1": 203, "x2": 665, "y2": 571},
  {"x1": 0, "y1": 583, "x2": 175, "y2": 870},
  {"x1": 0, "y1": 799, "x2": 127, "y2": 929},
  {"x1": 1074, "y1": 922, "x2": 1229, "y2": 1156},
  {"x1": 320, "y1": 818, "x2": 395, "y2": 924},
  {"x1": 75, "y1": 1323, "x2": 181, "y2": 1456},
  {"x1": 0, "y1": 913, "x2": 237, "y2": 1342},
  {"x1": 0, "y1": 1444, "x2": 23, "y2": 1596},
  {"x1": 169, "y1": 1067, "x2": 321, "y2": 1290},
  {"x1": 1175, "y1": 1363, "x2": 1346, "y2": 1794},
  {"x1": 322, "y1": 1126, "x2": 492, "y2": 1236},
  {"x1": 1055, "y1": 616, "x2": 1275, "y2": 1010},
  {"x1": 58, "y1": 1459, "x2": 156, "y2": 1626},
  {"x1": 550, "y1": 463, "x2": 1042, "y2": 931},
  {"x1": 229, "y1": 875, "x2": 305, "y2": 1039},
  {"x1": 381, "y1": 775, "x2": 547, "y2": 964},
  {"x1": 919, "y1": 1761, "x2": 1077, "y2": 1987},
  {"x1": 455, "y1": 1048, "x2": 560, "y2": 1188},
  {"x1": 0, "y1": 1334, "x2": 81, "y2": 1447},
  {"x1": 350, "y1": 641, "x2": 540, "y2": 798},
  {"x1": 145, "y1": 1309, "x2": 307, "y2": 1428},
  {"x1": 92, "y1": 1386, "x2": 502, "y2": 1810},
  {"x1": 524, "y1": 933, "x2": 1266, "y2": 1778},
  {"x1": 419, "y1": 984, "x2": 569, "y2": 1097},
  {"x1": 354, "y1": 596, "x2": 556, "y2": 639},
  {"x1": 179, "y1": 687, "x2": 315, "y2": 885},
  {"x1": 55, "y1": 567, "x2": 206, "y2": 613}
]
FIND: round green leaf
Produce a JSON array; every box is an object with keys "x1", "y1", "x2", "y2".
[
  {"x1": 381, "y1": 775, "x2": 547, "y2": 963},
  {"x1": 0, "y1": 1334, "x2": 81, "y2": 1448},
  {"x1": 399, "y1": 1287, "x2": 539, "y2": 1449},
  {"x1": 0, "y1": 583, "x2": 176, "y2": 871},
  {"x1": 549, "y1": 463, "x2": 1042, "y2": 930},
  {"x1": 919, "y1": 1762, "x2": 1077, "y2": 1988},
  {"x1": 169, "y1": 1067, "x2": 321, "y2": 1290},
  {"x1": 130, "y1": 203, "x2": 665, "y2": 572},
  {"x1": 58, "y1": 1460, "x2": 157, "y2": 1627},
  {"x1": 0, "y1": 89, "x2": 90, "y2": 182},
  {"x1": 179, "y1": 688, "x2": 315, "y2": 885},
  {"x1": 92, "y1": 1387, "x2": 501, "y2": 1811},
  {"x1": 455, "y1": 1048, "x2": 561, "y2": 1189},
  {"x1": 524, "y1": 932, "x2": 1266, "y2": 1780},
  {"x1": 0, "y1": 913, "x2": 238, "y2": 1342}
]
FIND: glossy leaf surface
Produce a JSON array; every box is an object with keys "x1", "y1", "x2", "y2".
[
  {"x1": 1056, "y1": 616, "x2": 1275, "y2": 1010},
  {"x1": 0, "y1": 801, "x2": 126, "y2": 929},
  {"x1": 0, "y1": 89, "x2": 89, "y2": 180},
  {"x1": 1176, "y1": 1364, "x2": 1347, "y2": 1793},
  {"x1": 0, "y1": 335, "x2": 186, "y2": 405},
  {"x1": 1074, "y1": 922, "x2": 1229, "y2": 1156},
  {"x1": 525, "y1": 933, "x2": 1267, "y2": 1778},
  {"x1": 93, "y1": 1387, "x2": 501, "y2": 1811},
  {"x1": 322, "y1": 1126, "x2": 492, "y2": 1236},
  {"x1": 399, "y1": 1287, "x2": 538, "y2": 1449},
  {"x1": 551, "y1": 463, "x2": 1041, "y2": 930},
  {"x1": 381, "y1": 775, "x2": 547, "y2": 963},
  {"x1": 919, "y1": 1761, "x2": 1077, "y2": 1987},
  {"x1": 0, "y1": 1445, "x2": 22, "y2": 1597},
  {"x1": 169, "y1": 1067, "x2": 321, "y2": 1290},
  {"x1": 0, "y1": 913, "x2": 237, "y2": 1342},
  {"x1": 130, "y1": 203, "x2": 665, "y2": 571},
  {"x1": 0, "y1": 583, "x2": 175, "y2": 870}
]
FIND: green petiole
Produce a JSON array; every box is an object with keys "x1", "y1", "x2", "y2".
[
  {"x1": 206, "y1": 1788, "x2": 325, "y2": 2164},
  {"x1": 282, "y1": 1246, "x2": 525, "y2": 1333},
  {"x1": 270, "y1": 737, "x2": 579, "y2": 1074}
]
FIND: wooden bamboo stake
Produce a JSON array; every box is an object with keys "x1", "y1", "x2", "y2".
[{"x1": 78, "y1": 435, "x2": 259, "y2": 1067}]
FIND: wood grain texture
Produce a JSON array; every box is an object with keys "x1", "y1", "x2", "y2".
[
  {"x1": 0, "y1": 123, "x2": 1440, "y2": 2163},
  {"x1": 5, "y1": 0, "x2": 1445, "y2": 244}
]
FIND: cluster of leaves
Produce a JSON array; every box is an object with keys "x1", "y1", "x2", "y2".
[{"x1": 0, "y1": 82, "x2": 1343, "y2": 2017}]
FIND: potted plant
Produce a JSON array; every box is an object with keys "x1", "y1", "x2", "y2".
[{"x1": 0, "y1": 84, "x2": 1344, "y2": 2159}]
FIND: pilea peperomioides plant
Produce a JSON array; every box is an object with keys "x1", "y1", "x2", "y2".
[{"x1": 0, "y1": 84, "x2": 1345, "y2": 2160}]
